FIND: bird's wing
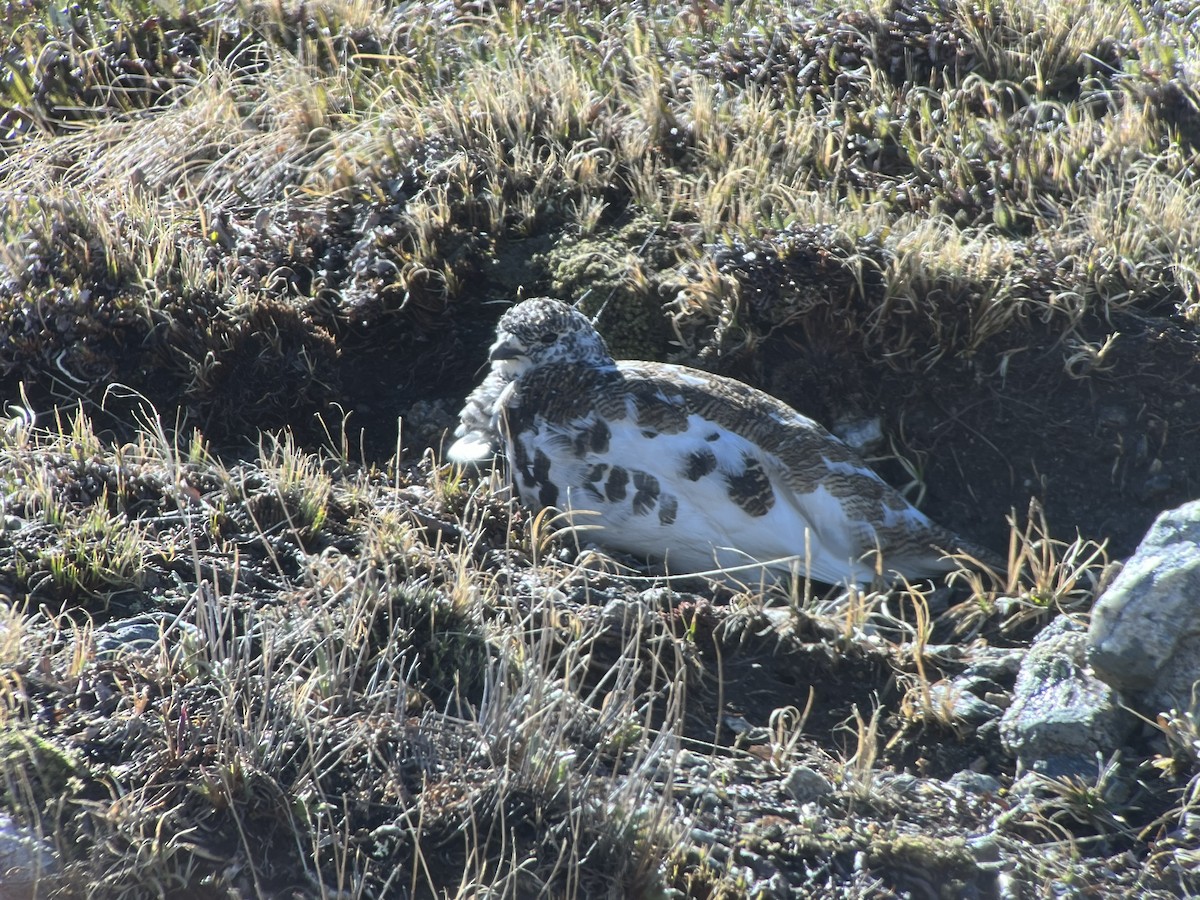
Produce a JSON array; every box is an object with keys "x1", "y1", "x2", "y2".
[
  {"x1": 618, "y1": 362, "x2": 959, "y2": 579},
  {"x1": 500, "y1": 360, "x2": 968, "y2": 582}
]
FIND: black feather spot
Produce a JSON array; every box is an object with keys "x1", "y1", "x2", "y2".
[
  {"x1": 574, "y1": 418, "x2": 611, "y2": 456},
  {"x1": 658, "y1": 494, "x2": 678, "y2": 525},
  {"x1": 513, "y1": 440, "x2": 536, "y2": 487},
  {"x1": 526, "y1": 449, "x2": 556, "y2": 508},
  {"x1": 605, "y1": 466, "x2": 628, "y2": 502},
  {"x1": 631, "y1": 471, "x2": 660, "y2": 516},
  {"x1": 724, "y1": 454, "x2": 775, "y2": 517},
  {"x1": 683, "y1": 448, "x2": 718, "y2": 481},
  {"x1": 532, "y1": 449, "x2": 552, "y2": 484},
  {"x1": 582, "y1": 463, "x2": 608, "y2": 501}
]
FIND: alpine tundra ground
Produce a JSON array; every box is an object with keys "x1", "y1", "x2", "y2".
[{"x1": 0, "y1": 1, "x2": 1198, "y2": 896}]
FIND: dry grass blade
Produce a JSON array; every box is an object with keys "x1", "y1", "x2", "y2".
[{"x1": 944, "y1": 497, "x2": 1115, "y2": 638}]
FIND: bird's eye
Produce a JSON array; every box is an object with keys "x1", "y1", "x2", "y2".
[{"x1": 539, "y1": 332, "x2": 557, "y2": 344}]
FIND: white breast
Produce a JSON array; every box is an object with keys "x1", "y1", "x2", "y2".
[{"x1": 512, "y1": 412, "x2": 889, "y2": 585}]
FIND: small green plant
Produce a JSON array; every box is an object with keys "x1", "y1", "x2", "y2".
[
  {"x1": 837, "y1": 701, "x2": 884, "y2": 804},
  {"x1": 1017, "y1": 753, "x2": 1137, "y2": 844},
  {"x1": 16, "y1": 500, "x2": 148, "y2": 603},
  {"x1": 253, "y1": 430, "x2": 334, "y2": 540}
]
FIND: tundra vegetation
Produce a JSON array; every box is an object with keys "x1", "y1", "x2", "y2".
[{"x1": 0, "y1": 0, "x2": 1198, "y2": 896}]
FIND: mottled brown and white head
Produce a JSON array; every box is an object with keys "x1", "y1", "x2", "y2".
[
  {"x1": 447, "y1": 298, "x2": 613, "y2": 463},
  {"x1": 487, "y1": 298, "x2": 614, "y2": 379}
]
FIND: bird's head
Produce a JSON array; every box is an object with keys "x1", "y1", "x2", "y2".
[{"x1": 488, "y1": 298, "x2": 614, "y2": 378}]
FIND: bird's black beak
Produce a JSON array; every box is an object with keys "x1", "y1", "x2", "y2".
[{"x1": 488, "y1": 338, "x2": 524, "y2": 362}]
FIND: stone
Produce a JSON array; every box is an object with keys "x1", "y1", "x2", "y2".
[
  {"x1": 782, "y1": 765, "x2": 833, "y2": 804},
  {"x1": 928, "y1": 682, "x2": 1006, "y2": 726},
  {"x1": 0, "y1": 812, "x2": 57, "y2": 898},
  {"x1": 958, "y1": 646, "x2": 1025, "y2": 682},
  {"x1": 93, "y1": 611, "x2": 197, "y2": 660},
  {"x1": 1088, "y1": 500, "x2": 1200, "y2": 716},
  {"x1": 948, "y1": 771, "x2": 1002, "y2": 796},
  {"x1": 1000, "y1": 616, "x2": 1136, "y2": 776}
]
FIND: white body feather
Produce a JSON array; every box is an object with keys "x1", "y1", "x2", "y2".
[
  {"x1": 513, "y1": 408, "x2": 935, "y2": 585},
  {"x1": 449, "y1": 298, "x2": 993, "y2": 586}
]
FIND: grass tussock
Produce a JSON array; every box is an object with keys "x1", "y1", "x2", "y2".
[{"x1": 0, "y1": 405, "x2": 700, "y2": 897}]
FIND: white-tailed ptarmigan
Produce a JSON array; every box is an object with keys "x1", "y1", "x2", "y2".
[{"x1": 448, "y1": 297, "x2": 995, "y2": 585}]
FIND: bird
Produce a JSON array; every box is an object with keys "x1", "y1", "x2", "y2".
[{"x1": 448, "y1": 297, "x2": 996, "y2": 586}]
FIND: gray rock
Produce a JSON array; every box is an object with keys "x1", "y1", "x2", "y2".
[
  {"x1": 883, "y1": 773, "x2": 920, "y2": 795},
  {"x1": 748, "y1": 870, "x2": 789, "y2": 899},
  {"x1": 1001, "y1": 616, "x2": 1136, "y2": 776},
  {"x1": 959, "y1": 646, "x2": 1025, "y2": 682},
  {"x1": 0, "y1": 812, "x2": 57, "y2": 894},
  {"x1": 1088, "y1": 500, "x2": 1200, "y2": 715},
  {"x1": 966, "y1": 833, "x2": 1003, "y2": 864},
  {"x1": 928, "y1": 681, "x2": 1006, "y2": 726},
  {"x1": 93, "y1": 612, "x2": 199, "y2": 661},
  {"x1": 781, "y1": 765, "x2": 833, "y2": 804},
  {"x1": 598, "y1": 596, "x2": 658, "y2": 633},
  {"x1": 922, "y1": 648, "x2": 1018, "y2": 731},
  {"x1": 948, "y1": 770, "x2": 1002, "y2": 796}
]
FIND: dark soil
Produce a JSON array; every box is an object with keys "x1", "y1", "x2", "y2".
[{"x1": 750, "y1": 308, "x2": 1200, "y2": 558}]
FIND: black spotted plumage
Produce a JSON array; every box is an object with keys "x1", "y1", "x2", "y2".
[
  {"x1": 448, "y1": 298, "x2": 1002, "y2": 585},
  {"x1": 724, "y1": 454, "x2": 774, "y2": 517},
  {"x1": 631, "y1": 471, "x2": 660, "y2": 516},
  {"x1": 605, "y1": 466, "x2": 629, "y2": 502},
  {"x1": 683, "y1": 448, "x2": 718, "y2": 481}
]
